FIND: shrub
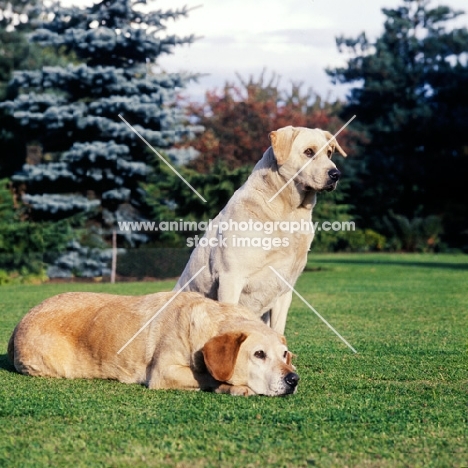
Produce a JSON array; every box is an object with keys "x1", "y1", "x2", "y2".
[
  {"x1": 116, "y1": 247, "x2": 192, "y2": 279},
  {"x1": 383, "y1": 211, "x2": 443, "y2": 252}
]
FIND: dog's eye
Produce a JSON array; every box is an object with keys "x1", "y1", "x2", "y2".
[
  {"x1": 254, "y1": 350, "x2": 266, "y2": 360},
  {"x1": 304, "y1": 148, "x2": 314, "y2": 157},
  {"x1": 283, "y1": 351, "x2": 288, "y2": 359},
  {"x1": 327, "y1": 148, "x2": 332, "y2": 157}
]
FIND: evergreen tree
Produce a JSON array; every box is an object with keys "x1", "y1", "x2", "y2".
[
  {"x1": 0, "y1": 179, "x2": 73, "y2": 280},
  {"x1": 0, "y1": 0, "x2": 33, "y2": 100},
  {"x1": 328, "y1": 0, "x2": 468, "y2": 249},
  {"x1": 0, "y1": 0, "x2": 73, "y2": 178},
  {"x1": 1, "y1": 0, "x2": 199, "y2": 257}
]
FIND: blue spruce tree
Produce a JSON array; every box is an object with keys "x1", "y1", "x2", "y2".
[{"x1": 1, "y1": 0, "x2": 199, "y2": 277}]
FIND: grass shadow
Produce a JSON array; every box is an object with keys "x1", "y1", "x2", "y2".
[
  {"x1": 312, "y1": 258, "x2": 468, "y2": 271},
  {"x1": 0, "y1": 353, "x2": 16, "y2": 373},
  {"x1": 303, "y1": 266, "x2": 329, "y2": 272}
]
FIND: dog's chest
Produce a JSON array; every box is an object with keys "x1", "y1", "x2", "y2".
[{"x1": 238, "y1": 230, "x2": 312, "y2": 314}]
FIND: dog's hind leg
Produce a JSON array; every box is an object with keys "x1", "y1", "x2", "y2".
[{"x1": 270, "y1": 290, "x2": 293, "y2": 335}]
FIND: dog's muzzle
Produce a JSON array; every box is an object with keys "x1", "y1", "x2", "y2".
[
  {"x1": 284, "y1": 372, "x2": 300, "y2": 393},
  {"x1": 328, "y1": 168, "x2": 341, "y2": 183},
  {"x1": 323, "y1": 168, "x2": 341, "y2": 192},
  {"x1": 328, "y1": 168, "x2": 341, "y2": 181}
]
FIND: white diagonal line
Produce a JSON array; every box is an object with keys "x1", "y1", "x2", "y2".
[
  {"x1": 269, "y1": 266, "x2": 357, "y2": 353},
  {"x1": 117, "y1": 266, "x2": 206, "y2": 355},
  {"x1": 118, "y1": 114, "x2": 207, "y2": 203},
  {"x1": 268, "y1": 115, "x2": 356, "y2": 203}
]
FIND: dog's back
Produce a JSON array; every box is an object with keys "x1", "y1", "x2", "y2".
[{"x1": 9, "y1": 292, "x2": 174, "y2": 382}]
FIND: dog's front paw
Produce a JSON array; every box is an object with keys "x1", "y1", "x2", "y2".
[
  {"x1": 215, "y1": 384, "x2": 256, "y2": 396},
  {"x1": 228, "y1": 385, "x2": 256, "y2": 396}
]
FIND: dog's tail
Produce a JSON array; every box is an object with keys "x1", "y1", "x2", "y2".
[{"x1": 7, "y1": 327, "x2": 16, "y2": 364}]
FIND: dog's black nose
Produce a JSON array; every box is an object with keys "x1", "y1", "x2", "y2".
[
  {"x1": 284, "y1": 372, "x2": 300, "y2": 388},
  {"x1": 328, "y1": 168, "x2": 341, "y2": 181}
]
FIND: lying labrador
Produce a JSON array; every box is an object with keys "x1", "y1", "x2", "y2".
[
  {"x1": 175, "y1": 126, "x2": 347, "y2": 334},
  {"x1": 8, "y1": 291, "x2": 299, "y2": 396}
]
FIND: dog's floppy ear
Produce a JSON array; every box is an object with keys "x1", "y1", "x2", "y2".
[
  {"x1": 322, "y1": 130, "x2": 347, "y2": 157},
  {"x1": 269, "y1": 126, "x2": 300, "y2": 165},
  {"x1": 279, "y1": 336, "x2": 294, "y2": 366},
  {"x1": 202, "y1": 332, "x2": 248, "y2": 382}
]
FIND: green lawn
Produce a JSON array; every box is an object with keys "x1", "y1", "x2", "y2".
[{"x1": 0, "y1": 253, "x2": 467, "y2": 467}]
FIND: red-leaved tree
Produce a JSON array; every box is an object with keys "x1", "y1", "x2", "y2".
[{"x1": 185, "y1": 71, "x2": 363, "y2": 172}]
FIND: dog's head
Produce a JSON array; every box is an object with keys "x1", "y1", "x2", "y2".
[
  {"x1": 202, "y1": 330, "x2": 299, "y2": 396},
  {"x1": 269, "y1": 126, "x2": 347, "y2": 192}
]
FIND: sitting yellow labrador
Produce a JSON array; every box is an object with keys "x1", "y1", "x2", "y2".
[
  {"x1": 8, "y1": 291, "x2": 299, "y2": 396},
  {"x1": 175, "y1": 126, "x2": 347, "y2": 334}
]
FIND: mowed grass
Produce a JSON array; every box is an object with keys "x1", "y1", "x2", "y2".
[{"x1": 0, "y1": 253, "x2": 467, "y2": 467}]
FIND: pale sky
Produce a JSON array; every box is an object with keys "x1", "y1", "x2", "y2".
[{"x1": 64, "y1": 0, "x2": 468, "y2": 101}]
